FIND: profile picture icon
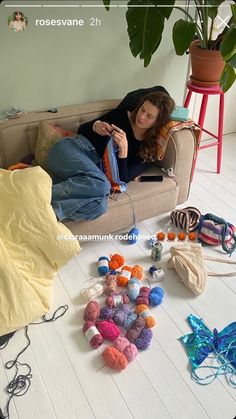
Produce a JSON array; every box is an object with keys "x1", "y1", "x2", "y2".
[{"x1": 8, "y1": 11, "x2": 28, "y2": 32}]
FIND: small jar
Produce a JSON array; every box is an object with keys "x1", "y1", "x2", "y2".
[{"x1": 151, "y1": 241, "x2": 163, "y2": 262}]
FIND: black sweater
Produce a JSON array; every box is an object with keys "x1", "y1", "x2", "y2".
[{"x1": 77, "y1": 108, "x2": 150, "y2": 183}]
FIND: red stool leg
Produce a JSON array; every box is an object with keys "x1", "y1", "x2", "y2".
[
  {"x1": 191, "y1": 94, "x2": 208, "y2": 176},
  {"x1": 217, "y1": 93, "x2": 224, "y2": 173},
  {"x1": 184, "y1": 90, "x2": 192, "y2": 108}
]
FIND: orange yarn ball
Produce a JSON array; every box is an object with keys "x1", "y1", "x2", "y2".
[
  {"x1": 102, "y1": 346, "x2": 128, "y2": 371},
  {"x1": 117, "y1": 276, "x2": 129, "y2": 287},
  {"x1": 117, "y1": 266, "x2": 132, "y2": 287},
  {"x1": 131, "y1": 264, "x2": 143, "y2": 280},
  {"x1": 109, "y1": 254, "x2": 125, "y2": 270},
  {"x1": 135, "y1": 304, "x2": 156, "y2": 328},
  {"x1": 167, "y1": 231, "x2": 176, "y2": 241},
  {"x1": 188, "y1": 232, "x2": 197, "y2": 241},
  {"x1": 178, "y1": 232, "x2": 186, "y2": 241},
  {"x1": 156, "y1": 232, "x2": 165, "y2": 241}
]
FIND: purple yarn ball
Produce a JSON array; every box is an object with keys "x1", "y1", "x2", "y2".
[
  {"x1": 135, "y1": 328, "x2": 153, "y2": 350},
  {"x1": 113, "y1": 309, "x2": 127, "y2": 326},
  {"x1": 100, "y1": 306, "x2": 113, "y2": 320}
]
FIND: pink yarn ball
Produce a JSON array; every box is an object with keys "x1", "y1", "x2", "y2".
[
  {"x1": 105, "y1": 294, "x2": 130, "y2": 308},
  {"x1": 83, "y1": 320, "x2": 103, "y2": 349},
  {"x1": 123, "y1": 343, "x2": 138, "y2": 362},
  {"x1": 136, "y1": 287, "x2": 151, "y2": 306},
  {"x1": 96, "y1": 320, "x2": 121, "y2": 341},
  {"x1": 83, "y1": 300, "x2": 100, "y2": 322},
  {"x1": 113, "y1": 337, "x2": 129, "y2": 352}
]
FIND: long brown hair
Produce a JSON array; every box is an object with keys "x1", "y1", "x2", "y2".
[{"x1": 131, "y1": 91, "x2": 175, "y2": 161}]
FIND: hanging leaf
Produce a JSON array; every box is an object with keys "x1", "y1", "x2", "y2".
[
  {"x1": 220, "y1": 27, "x2": 236, "y2": 61},
  {"x1": 173, "y1": 19, "x2": 196, "y2": 55},
  {"x1": 103, "y1": 0, "x2": 111, "y2": 11},
  {"x1": 220, "y1": 63, "x2": 236, "y2": 92}
]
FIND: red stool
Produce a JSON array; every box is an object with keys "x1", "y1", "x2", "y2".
[{"x1": 184, "y1": 81, "x2": 224, "y2": 174}]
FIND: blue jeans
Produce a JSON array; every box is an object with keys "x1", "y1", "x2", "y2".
[{"x1": 47, "y1": 135, "x2": 111, "y2": 221}]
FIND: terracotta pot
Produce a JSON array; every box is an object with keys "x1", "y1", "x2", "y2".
[{"x1": 189, "y1": 40, "x2": 225, "y2": 87}]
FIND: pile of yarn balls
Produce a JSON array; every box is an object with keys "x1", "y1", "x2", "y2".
[{"x1": 82, "y1": 253, "x2": 164, "y2": 371}]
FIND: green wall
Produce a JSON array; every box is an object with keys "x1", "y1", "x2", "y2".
[{"x1": 0, "y1": 2, "x2": 189, "y2": 113}]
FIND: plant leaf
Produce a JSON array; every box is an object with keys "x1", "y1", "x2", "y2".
[
  {"x1": 231, "y1": 4, "x2": 236, "y2": 23},
  {"x1": 102, "y1": 0, "x2": 111, "y2": 11},
  {"x1": 220, "y1": 27, "x2": 236, "y2": 61},
  {"x1": 151, "y1": 0, "x2": 175, "y2": 20},
  {"x1": 220, "y1": 63, "x2": 236, "y2": 92},
  {"x1": 126, "y1": 0, "x2": 165, "y2": 59},
  {"x1": 173, "y1": 19, "x2": 196, "y2": 55},
  {"x1": 206, "y1": 0, "x2": 225, "y2": 20}
]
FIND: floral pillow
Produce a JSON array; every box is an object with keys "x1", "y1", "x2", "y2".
[{"x1": 34, "y1": 121, "x2": 75, "y2": 170}]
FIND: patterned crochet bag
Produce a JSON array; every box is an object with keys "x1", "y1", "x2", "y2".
[
  {"x1": 198, "y1": 213, "x2": 236, "y2": 255},
  {"x1": 170, "y1": 207, "x2": 201, "y2": 233}
]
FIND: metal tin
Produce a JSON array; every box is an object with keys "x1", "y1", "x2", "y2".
[{"x1": 151, "y1": 241, "x2": 163, "y2": 262}]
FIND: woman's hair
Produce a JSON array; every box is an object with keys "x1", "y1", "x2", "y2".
[
  {"x1": 14, "y1": 11, "x2": 24, "y2": 21},
  {"x1": 130, "y1": 91, "x2": 175, "y2": 161}
]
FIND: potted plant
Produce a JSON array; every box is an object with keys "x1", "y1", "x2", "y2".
[{"x1": 103, "y1": 0, "x2": 236, "y2": 92}]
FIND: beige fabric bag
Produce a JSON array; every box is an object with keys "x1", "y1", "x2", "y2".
[{"x1": 167, "y1": 243, "x2": 236, "y2": 295}]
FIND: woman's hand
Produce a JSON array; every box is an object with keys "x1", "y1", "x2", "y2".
[
  {"x1": 93, "y1": 120, "x2": 113, "y2": 136},
  {"x1": 110, "y1": 124, "x2": 128, "y2": 158}
]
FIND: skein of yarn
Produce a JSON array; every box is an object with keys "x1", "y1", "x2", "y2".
[
  {"x1": 97, "y1": 256, "x2": 110, "y2": 276},
  {"x1": 83, "y1": 300, "x2": 100, "y2": 322},
  {"x1": 113, "y1": 337, "x2": 138, "y2": 362},
  {"x1": 102, "y1": 346, "x2": 128, "y2": 371},
  {"x1": 109, "y1": 254, "x2": 125, "y2": 270},
  {"x1": 105, "y1": 293, "x2": 130, "y2": 308},
  {"x1": 149, "y1": 287, "x2": 164, "y2": 306},
  {"x1": 123, "y1": 311, "x2": 137, "y2": 330},
  {"x1": 112, "y1": 304, "x2": 130, "y2": 326},
  {"x1": 135, "y1": 305, "x2": 156, "y2": 328},
  {"x1": 95, "y1": 320, "x2": 121, "y2": 341},
  {"x1": 104, "y1": 273, "x2": 118, "y2": 295},
  {"x1": 127, "y1": 278, "x2": 141, "y2": 302},
  {"x1": 83, "y1": 321, "x2": 104, "y2": 349},
  {"x1": 80, "y1": 283, "x2": 104, "y2": 302},
  {"x1": 136, "y1": 286, "x2": 150, "y2": 306},
  {"x1": 126, "y1": 317, "x2": 146, "y2": 343},
  {"x1": 100, "y1": 306, "x2": 113, "y2": 320},
  {"x1": 128, "y1": 227, "x2": 139, "y2": 244},
  {"x1": 135, "y1": 328, "x2": 153, "y2": 350},
  {"x1": 117, "y1": 266, "x2": 132, "y2": 287},
  {"x1": 131, "y1": 265, "x2": 144, "y2": 280}
]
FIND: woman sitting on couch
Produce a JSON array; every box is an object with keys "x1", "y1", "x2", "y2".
[{"x1": 47, "y1": 90, "x2": 175, "y2": 222}]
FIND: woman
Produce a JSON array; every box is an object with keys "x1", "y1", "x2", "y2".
[
  {"x1": 9, "y1": 11, "x2": 27, "y2": 32},
  {"x1": 47, "y1": 91, "x2": 175, "y2": 222}
]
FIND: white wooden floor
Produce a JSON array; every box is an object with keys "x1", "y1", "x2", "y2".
[{"x1": 1, "y1": 133, "x2": 236, "y2": 419}]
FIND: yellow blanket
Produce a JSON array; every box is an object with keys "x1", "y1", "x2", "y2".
[{"x1": 0, "y1": 167, "x2": 81, "y2": 336}]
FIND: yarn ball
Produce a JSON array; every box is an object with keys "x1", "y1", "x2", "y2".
[
  {"x1": 167, "y1": 232, "x2": 176, "y2": 241},
  {"x1": 113, "y1": 336, "x2": 129, "y2": 353},
  {"x1": 178, "y1": 232, "x2": 186, "y2": 241},
  {"x1": 136, "y1": 286, "x2": 150, "y2": 306},
  {"x1": 96, "y1": 320, "x2": 121, "y2": 341},
  {"x1": 126, "y1": 317, "x2": 146, "y2": 343},
  {"x1": 131, "y1": 265, "x2": 144, "y2": 280},
  {"x1": 102, "y1": 346, "x2": 128, "y2": 371},
  {"x1": 100, "y1": 306, "x2": 113, "y2": 320},
  {"x1": 123, "y1": 312, "x2": 137, "y2": 330},
  {"x1": 149, "y1": 265, "x2": 158, "y2": 276},
  {"x1": 128, "y1": 227, "x2": 139, "y2": 245},
  {"x1": 135, "y1": 328, "x2": 153, "y2": 350},
  {"x1": 105, "y1": 294, "x2": 130, "y2": 308},
  {"x1": 135, "y1": 304, "x2": 156, "y2": 328},
  {"x1": 117, "y1": 266, "x2": 132, "y2": 287},
  {"x1": 123, "y1": 343, "x2": 138, "y2": 362},
  {"x1": 104, "y1": 273, "x2": 117, "y2": 295},
  {"x1": 83, "y1": 300, "x2": 100, "y2": 322},
  {"x1": 113, "y1": 308, "x2": 128, "y2": 326},
  {"x1": 97, "y1": 256, "x2": 110, "y2": 276},
  {"x1": 156, "y1": 232, "x2": 165, "y2": 241},
  {"x1": 127, "y1": 278, "x2": 140, "y2": 302},
  {"x1": 188, "y1": 232, "x2": 197, "y2": 241},
  {"x1": 149, "y1": 287, "x2": 164, "y2": 306},
  {"x1": 109, "y1": 254, "x2": 125, "y2": 270},
  {"x1": 80, "y1": 283, "x2": 104, "y2": 302},
  {"x1": 83, "y1": 321, "x2": 104, "y2": 349},
  {"x1": 113, "y1": 337, "x2": 138, "y2": 362}
]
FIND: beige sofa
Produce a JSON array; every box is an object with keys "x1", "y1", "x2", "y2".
[{"x1": 0, "y1": 99, "x2": 195, "y2": 235}]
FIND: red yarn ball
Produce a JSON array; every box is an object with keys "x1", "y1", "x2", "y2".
[
  {"x1": 83, "y1": 321, "x2": 103, "y2": 349},
  {"x1": 83, "y1": 300, "x2": 100, "y2": 322},
  {"x1": 96, "y1": 320, "x2": 121, "y2": 341}
]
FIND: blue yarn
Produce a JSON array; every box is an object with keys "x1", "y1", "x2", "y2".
[
  {"x1": 149, "y1": 286, "x2": 164, "y2": 306},
  {"x1": 110, "y1": 270, "x2": 117, "y2": 275},
  {"x1": 149, "y1": 265, "x2": 158, "y2": 276},
  {"x1": 97, "y1": 256, "x2": 110, "y2": 276},
  {"x1": 127, "y1": 278, "x2": 140, "y2": 302},
  {"x1": 123, "y1": 312, "x2": 137, "y2": 329},
  {"x1": 128, "y1": 227, "x2": 139, "y2": 244}
]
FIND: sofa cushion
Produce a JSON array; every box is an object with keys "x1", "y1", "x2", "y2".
[{"x1": 34, "y1": 121, "x2": 75, "y2": 169}]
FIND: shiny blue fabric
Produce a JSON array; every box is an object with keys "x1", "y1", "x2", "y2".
[{"x1": 180, "y1": 314, "x2": 236, "y2": 386}]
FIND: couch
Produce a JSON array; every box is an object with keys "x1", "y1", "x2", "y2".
[{"x1": 0, "y1": 99, "x2": 196, "y2": 236}]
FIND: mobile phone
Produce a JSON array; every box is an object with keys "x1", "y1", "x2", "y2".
[{"x1": 139, "y1": 175, "x2": 163, "y2": 182}]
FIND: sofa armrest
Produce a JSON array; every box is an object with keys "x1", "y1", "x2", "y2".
[{"x1": 160, "y1": 128, "x2": 196, "y2": 204}]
